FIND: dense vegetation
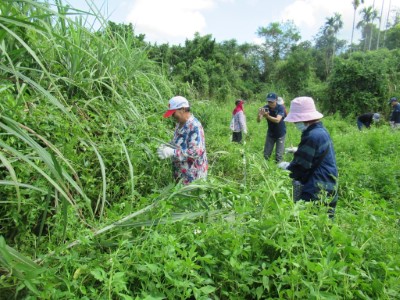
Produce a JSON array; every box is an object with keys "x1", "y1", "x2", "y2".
[{"x1": 0, "y1": 0, "x2": 399, "y2": 299}]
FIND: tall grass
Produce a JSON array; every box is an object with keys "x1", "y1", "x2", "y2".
[
  {"x1": 0, "y1": 0, "x2": 175, "y2": 267},
  {"x1": 0, "y1": 0, "x2": 172, "y2": 220}
]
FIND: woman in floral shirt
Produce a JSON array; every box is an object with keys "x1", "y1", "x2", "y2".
[{"x1": 157, "y1": 96, "x2": 208, "y2": 184}]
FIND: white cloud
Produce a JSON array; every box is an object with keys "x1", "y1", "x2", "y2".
[
  {"x1": 126, "y1": 0, "x2": 218, "y2": 43},
  {"x1": 92, "y1": 0, "x2": 400, "y2": 45},
  {"x1": 280, "y1": 0, "x2": 400, "y2": 42},
  {"x1": 280, "y1": 0, "x2": 354, "y2": 40},
  {"x1": 281, "y1": 1, "x2": 319, "y2": 29}
]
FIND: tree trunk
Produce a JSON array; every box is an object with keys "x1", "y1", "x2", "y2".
[
  {"x1": 376, "y1": 0, "x2": 385, "y2": 49},
  {"x1": 382, "y1": 0, "x2": 392, "y2": 47},
  {"x1": 351, "y1": 9, "x2": 356, "y2": 47},
  {"x1": 368, "y1": 0, "x2": 376, "y2": 50}
]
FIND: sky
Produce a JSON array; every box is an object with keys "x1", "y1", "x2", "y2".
[{"x1": 63, "y1": 0, "x2": 400, "y2": 45}]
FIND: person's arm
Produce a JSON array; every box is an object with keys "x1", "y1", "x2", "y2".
[
  {"x1": 287, "y1": 138, "x2": 316, "y2": 181},
  {"x1": 238, "y1": 111, "x2": 247, "y2": 133},
  {"x1": 266, "y1": 105, "x2": 284, "y2": 123},
  {"x1": 266, "y1": 113, "x2": 282, "y2": 123}
]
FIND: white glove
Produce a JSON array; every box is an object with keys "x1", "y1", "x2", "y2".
[
  {"x1": 157, "y1": 145, "x2": 175, "y2": 159},
  {"x1": 285, "y1": 147, "x2": 298, "y2": 153},
  {"x1": 243, "y1": 130, "x2": 248, "y2": 134},
  {"x1": 278, "y1": 161, "x2": 290, "y2": 170}
]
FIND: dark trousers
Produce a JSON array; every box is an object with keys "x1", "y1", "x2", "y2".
[
  {"x1": 264, "y1": 134, "x2": 285, "y2": 163},
  {"x1": 232, "y1": 131, "x2": 242, "y2": 143},
  {"x1": 293, "y1": 181, "x2": 338, "y2": 219},
  {"x1": 357, "y1": 119, "x2": 370, "y2": 130}
]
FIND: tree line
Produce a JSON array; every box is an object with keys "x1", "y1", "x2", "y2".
[{"x1": 106, "y1": 2, "x2": 400, "y2": 117}]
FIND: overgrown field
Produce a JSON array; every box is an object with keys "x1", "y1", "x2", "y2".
[
  {"x1": 1, "y1": 99, "x2": 399, "y2": 299},
  {"x1": 0, "y1": 1, "x2": 399, "y2": 299}
]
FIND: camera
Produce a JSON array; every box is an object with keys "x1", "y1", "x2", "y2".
[{"x1": 260, "y1": 107, "x2": 269, "y2": 113}]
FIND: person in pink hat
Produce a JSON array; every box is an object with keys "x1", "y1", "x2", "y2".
[
  {"x1": 157, "y1": 96, "x2": 208, "y2": 184},
  {"x1": 279, "y1": 96, "x2": 338, "y2": 218}
]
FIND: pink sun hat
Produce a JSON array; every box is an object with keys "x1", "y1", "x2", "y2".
[{"x1": 284, "y1": 96, "x2": 323, "y2": 122}]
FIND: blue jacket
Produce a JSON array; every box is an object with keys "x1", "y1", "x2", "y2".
[
  {"x1": 287, "y1": 122, "x2": 338, "y2": 200},
  {"x1": 390, "y1": 103, "x2": 400, "y2": 123}
]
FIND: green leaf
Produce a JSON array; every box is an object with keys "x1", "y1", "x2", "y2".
[{"x1": 200, "y1": 285, "x2": 216, "y2": 294}]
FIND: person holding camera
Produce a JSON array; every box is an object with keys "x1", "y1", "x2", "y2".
[{"x1": 257, "y1": 92, "x2": 286, "y2": 163}]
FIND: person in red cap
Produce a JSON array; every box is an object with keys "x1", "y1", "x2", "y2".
[{"x1": 157, "y1": 96, "x2": 208, "y2": 184}]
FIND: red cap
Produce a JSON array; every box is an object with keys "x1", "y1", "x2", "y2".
[
  {"x1": 163, "y1": 96, "x2": 189, "y2": 118},
  {"x1": 163, "y1": 109, "x2": 177, "y2": 118}
]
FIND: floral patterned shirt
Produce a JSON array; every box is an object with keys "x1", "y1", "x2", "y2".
[{"x1": 171, "y1": 115, "x2": 208, "y2": 184}]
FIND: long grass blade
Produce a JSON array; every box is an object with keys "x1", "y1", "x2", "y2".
[
  {"x1": 0, "y1": 64, "x2": 68, "y2": 115},
  {"x1": 119, "y1": 210, "x2": 226, "y2": 228},
  {"x1": 0, "y1": 20, "x2": 69, "y2": 110},
  {"x1": 60, "y1": 190, "x2": 68, "y2": 242},
  {"x1": 0, "y1": 236, "x2": 41, "y2": 275},
  {"x1": 0, "y1": 180, "x2": 48, "y2": 194},
  {"x1": 0, "y1": 116, "x2": 93, "y2": 214},
  {"x1": 36, "y1": 193, "x2": 52, "y2": 243},
  {"x1": 0, "y1": 152, "x2": 22, "y2": 211},
  {"x1": 35, "y1": 201, "x2": 160, "y2": 264},
  {"x1": 119, "y1": 136, "x2": 135, "y2": 198},
  {"x1": 18, "y1": 123, "x2": 84, "y2": 188},
  {"x1": 90, "y1": 141, "x2": 106, "y2": 219}
]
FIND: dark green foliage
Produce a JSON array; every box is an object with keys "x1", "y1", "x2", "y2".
[
  {"x1": 148, "y1": 35, "x2": 262, "y2": 101},
  {"x1": 185, "y1": 58, "x2": 210, "y2": 96},
  {"x1": 325, "y1": 49, "x2": 399, "y2": 115},
  {"x1": 384, "y1": 24, "x2": 400, "y2": 50},
  {"x1": 272, "y1": 42, "x2": 314, "y2": 95}
]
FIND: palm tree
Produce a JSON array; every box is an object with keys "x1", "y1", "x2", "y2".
[
  {"x1": 357, "y1": 6, "x2": 379, "y2": 50},
  {"x1": 324, "y1": 13, "x2": 343, "y2": 57},
  {"x1": 351, "y1": 0, "x2": 365, "y2": 47},
  {"x1": 322, "y1": 13, "x2": 343, "y2": 75}
]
